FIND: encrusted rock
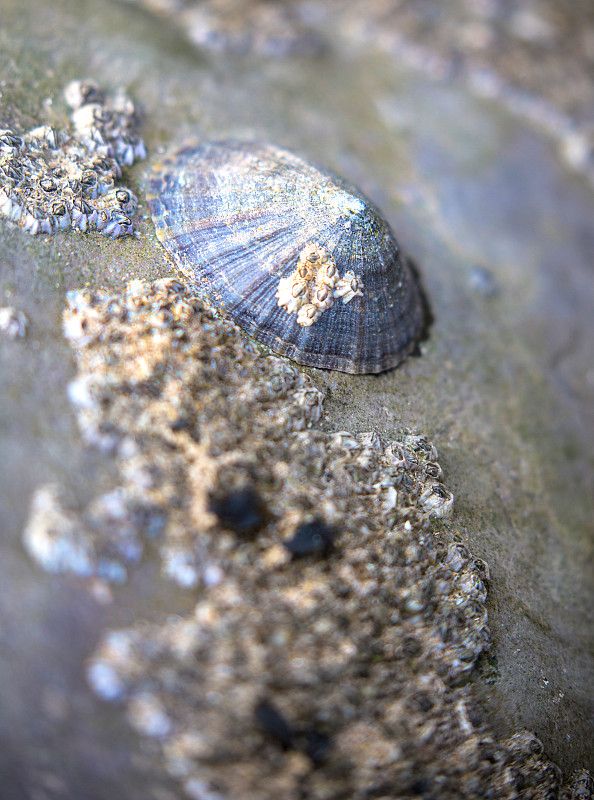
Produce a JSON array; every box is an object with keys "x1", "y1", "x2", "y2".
[
  {"x1": 0, "y1": 80, "x2": 144, "y2": 238},
  {"x1": 16, "y1": 277, "x2": 586, "y2": 798}
]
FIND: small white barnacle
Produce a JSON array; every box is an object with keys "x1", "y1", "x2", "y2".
[
  {"x1": 0, "y1": 188, "x2": 23, "y2": 222},
  {"x1": 101, "y1": 210, "x2": 133, "y2": 238},
  {"x1": 20, "y1": 204, "x2": 47, "y2": 235},
  {"x1": 296, "y1": 302, "x2": 322, "y2": 327},
  {"x1": 373, "y1": 480, "x2": 399, "y2": 512},
  {"x1": 292, "y1": 386, "x2": 324, "y2": 424},
  {"x1": 382, "y1": 442, "x2": 408, "y2": 470},
  {"x1": 419, "y1": 482, "x2": 454, "y2": 518},
  {"x1": 334, "y1": 271, "x2": 364, "y2": 304},
  {"x1": 276, "y1": 242, "x2": 343, "y2": 326},
  {"x1": 311, "y1": 282, "x2": 334, "y2": 313},
  {"x1": 71, "y1": 103, "x2": 104, "y2": 135},
  {"x1": 64, "y1": 79, "x2": 105, "y2": 110},
  {"x1": 325, "y1": 189, "x2": 366, "y2": 217},
  {"x1": 313, "y1": 260, "x2": 339, "y2": 311},
  {"x1": 0, "y1": 306, "x2": 28, "y2": 339},
  {"x1": 276, "y1": 275, "x2": 307, "y2": 314}
]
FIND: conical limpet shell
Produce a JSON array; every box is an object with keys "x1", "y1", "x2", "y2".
[{"x1": 147, "y1": 140, "x2": 424, "y2": 374}]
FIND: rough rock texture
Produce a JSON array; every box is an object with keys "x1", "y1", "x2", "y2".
[
  {"x1": 0, "y1": 0, "x2": 593, "y2": 797},
  {"x1": 50, "y1": 278, "x2": 568, "y2": 799},
  {"x1": 0, "y1": 81, "x2": 144, "y2": 237}
]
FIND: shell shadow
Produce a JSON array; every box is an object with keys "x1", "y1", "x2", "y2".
[{"x1": 402, "y1": 253, "x2": 433, "y2": 360}]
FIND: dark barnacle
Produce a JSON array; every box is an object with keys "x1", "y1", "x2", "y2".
[
  {"x1": 255, "y1": 700, "x2": 294, "y2": 750},
  {"x1": 208, "y1": 486, "x2": 267, "y2": 537},
  {"x1": 0, "y1": 131, "x2": 24, "y2": 152},
  {"x1": 255, "y1": 700, "x2": 331, "y2": 764},
  {"x1": 284, "y1": 518, "x2": 335, "y2": 557},
  {"x1": 89, "y1": 154, "x2": 120, "y2": 177}
]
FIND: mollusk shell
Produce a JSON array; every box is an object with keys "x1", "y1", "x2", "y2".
[{"x1": 147, "y1": 140, "x2": 423, "y2": 374}]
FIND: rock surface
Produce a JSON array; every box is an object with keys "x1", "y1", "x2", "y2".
[{"x1": 0, "y1": 0, "x2": 593, "y2": 796}]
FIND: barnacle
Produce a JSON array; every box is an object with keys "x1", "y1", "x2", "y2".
[
  {"x1": 0, "y1": 80, "x2": 145, "y2": 238},
  {"x1": 276, "y1": 242, "x2": 358, "y2": 328}
]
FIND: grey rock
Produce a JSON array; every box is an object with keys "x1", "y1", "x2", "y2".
[{"x1": 0, "y1": 0, "x2": 592, "y2": 795}]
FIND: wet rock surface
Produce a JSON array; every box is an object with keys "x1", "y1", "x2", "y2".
[{"x1": 0, "y1": 0, "x2": 593, "y2": 797}]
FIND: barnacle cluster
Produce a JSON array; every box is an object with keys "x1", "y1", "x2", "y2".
[
  {"x1": 276, "y1": 242, "x2": 364, "y2": 327},
  {"x1": 17, "y1": 277, "x2": 585, "y2": 798},
  {"x1": 0, "y1": 80, "x2": 145, "y2": 238},
  {"x1": 25, "y1": 278, "x2": 328, "y2": 585}
]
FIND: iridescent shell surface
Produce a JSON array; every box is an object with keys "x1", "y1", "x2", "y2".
[{"x1": 147, "y1": 140, "x2": 423, "y2": 374}]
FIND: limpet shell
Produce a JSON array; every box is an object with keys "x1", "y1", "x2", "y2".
[{"x1": 147, "y1": 140, "x2": 423, "y2": 374}]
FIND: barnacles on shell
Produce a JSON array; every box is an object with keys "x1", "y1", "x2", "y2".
[{"x1": 276, "y1": 242, "x2": 364, "y2": 328}]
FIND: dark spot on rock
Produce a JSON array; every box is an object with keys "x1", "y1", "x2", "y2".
[
  {"x1": 410, "y1": 776, "x2": 431, "y2": 795},
  {"x1": 440, "y1": 625, "x2": 453, "y2": 644},
  {"x1": 403, "y1": 635, "x2": 423, "y2": 657},
  {"x1": 255, "y1": 700, "x2": 294, "y2": 750},
  {"x1": 414, "y1": 692, "x2": 434, "y2": 712},
  {"x1": 284, "y1": 518, "x2": 334, "y2": 557},
  {"x1": 302, "y1": 727, "x2": 331, "y2": 765},
  {"x1": 255, "y1": 700, "x2": 332, "y2": 765},
  {"x1": 170, "y1": 417, "x2": 189, "y2": 431},
  {"x1": 209, "y1": 487, "x2": 266, "y2": 536}
]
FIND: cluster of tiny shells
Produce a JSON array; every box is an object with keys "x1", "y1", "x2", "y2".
[
  {"x1": 26, "y1": 277, "x2": 451, "y2": 588},
  {"x1": 0, "y1": 80, "x2": 145, "y2": 238},
  {"x1": 17, "y1": 277, "x2": 584, "y2": 799},
  {"x1": 276, "y1": 242, "x2": 364, "y2": 327}
]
